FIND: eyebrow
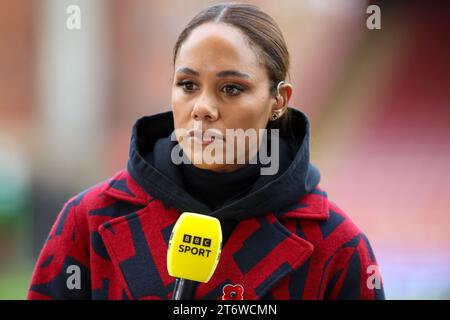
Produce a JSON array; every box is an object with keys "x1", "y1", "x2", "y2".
[{"x1": 176, "y1": 67, "x2": 251, "y2": 79}]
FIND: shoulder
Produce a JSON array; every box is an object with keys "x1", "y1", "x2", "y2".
[
  {"x1": 311, "y1": 195, "x2": 385, "y2": 299},
  {"x1": 281, "y1": 188, "x2": 369, "y2": 251},
  {"x1": 59, "y1": 169, "x2": 152, "y2": 233},
  {"x1": 320, "y1": 199, "x2": 364, "y2": 244}
]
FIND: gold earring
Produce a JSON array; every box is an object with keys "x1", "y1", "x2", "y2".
[{"x1": 272, "y1": 113, "x2": 278, "y2": 120}]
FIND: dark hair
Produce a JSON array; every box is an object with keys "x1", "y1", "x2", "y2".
[{"x1": 173, "y1": 2, "x2": 293, "y2": 137}]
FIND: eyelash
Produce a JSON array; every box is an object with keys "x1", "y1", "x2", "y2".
[{"x1": 176, "y1": 80, "x2": 246, "y2": 96}]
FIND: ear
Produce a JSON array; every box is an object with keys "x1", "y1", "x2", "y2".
[{"x1": 270, "y1": 83, "x2": 293, "y2": 120}]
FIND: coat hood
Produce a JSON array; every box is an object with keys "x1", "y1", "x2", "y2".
[{"x1": 127, "y1": 107, "x2": 321, "y2": 221}]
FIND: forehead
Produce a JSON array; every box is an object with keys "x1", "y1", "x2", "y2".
[{"x1": 175, "y1": 22, "x2": 264, "y2": 75}]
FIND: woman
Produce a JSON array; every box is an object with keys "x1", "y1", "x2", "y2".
[{"x1": 28, "y1": 3, "x2": 385, "y2": 300}]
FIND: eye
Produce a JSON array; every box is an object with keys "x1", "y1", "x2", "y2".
[
  {"x1": 176, "y1": 80, "x2": 198, "y2": 93},
  {"x1": 221, "y1": 84, "x2": 245, "y2": 96}
]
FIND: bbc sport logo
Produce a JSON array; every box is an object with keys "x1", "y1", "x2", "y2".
[
  {"x1": 183, "y1": 234, "x2": 212, "y2": 247},
  {"x1": 178, "y1": 233, "x2": 213, "y2": 257}
]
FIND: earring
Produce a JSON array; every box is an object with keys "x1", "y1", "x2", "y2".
[{"x1": 272, "y1": 113, "x2": 278, "y2": 120}]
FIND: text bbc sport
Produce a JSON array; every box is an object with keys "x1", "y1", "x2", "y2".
[{"x1": 179, "y1": 233, "x2": 213, "y2": 258}]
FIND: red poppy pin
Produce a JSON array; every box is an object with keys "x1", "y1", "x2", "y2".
[{"x1": 222, "y1": 284, "x2": 244, "y2": 300}]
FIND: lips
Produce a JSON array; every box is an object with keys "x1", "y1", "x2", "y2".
[{"x1": 188, "y1": 128, "x2": 224, "y2": 145}]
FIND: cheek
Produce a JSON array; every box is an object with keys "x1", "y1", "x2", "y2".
[
  {"x1": 227, "y1": 96, "x2": 271, "y2": 130},
  {"x1": 172, "y1": 93, "x2": 192, "y2": 124},
  {"x1": 171, "y1": 90, "x2": 183, "y2": 113}
]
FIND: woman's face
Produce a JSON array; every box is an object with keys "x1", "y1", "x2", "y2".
[{"x1": 171, "y1": 22, "x2": 278, "y2": 172}]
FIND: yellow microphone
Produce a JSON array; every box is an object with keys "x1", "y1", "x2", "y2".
[{"x1": 167, "y1": 212, "x2": 222, "y2": 300}]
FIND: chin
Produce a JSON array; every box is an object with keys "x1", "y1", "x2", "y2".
[{"x1": 191, "y1": 162, "x2": 227, "y2": 172}]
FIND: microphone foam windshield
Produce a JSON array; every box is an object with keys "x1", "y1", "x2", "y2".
[{"x1": 167, "y1": 212, "x2": 222, "y2": 283}]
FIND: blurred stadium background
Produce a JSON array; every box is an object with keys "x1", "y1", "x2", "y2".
[{"x1": 0, "y1": 0, "x2": 449, "y2": 299}]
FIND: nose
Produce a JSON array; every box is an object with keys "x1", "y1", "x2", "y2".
[{"x1": 191, "y1": 94, "x2": 219, "y2": 122}]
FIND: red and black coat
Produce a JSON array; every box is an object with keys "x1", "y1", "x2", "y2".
[{"x1": 28, "y1": 109, "x2": 385, "y2": 300}]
